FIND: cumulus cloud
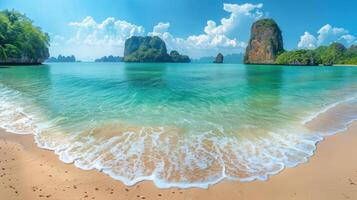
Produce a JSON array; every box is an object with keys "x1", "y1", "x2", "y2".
[
  {"x1": 147, "y1": 3, "x2": 264, "y2": 58},
  {"x1": 340, "y1": 34, "x2": 356, "y2": 44},
  {"x1": 317, "y1": 24, "x2": 348, "y2": 45},
  {"x1": 149, "y1": 22, "x2": 170, "y2": 36},
  {"x1": 297, "y1": 32, "x2": 317, "y2": 49},
  {"x1": 204, "y1": 3, "x2": 263, "y2": 36},
  {"x1": 51, "y1": 3, "x2": 265, "y2": 60},
  {"x1": 67, "y1": 16, "x2": 145, "y2": 46},
  {"x1": 51, "y1": 16, "x2": 145, "y2": 60},
  {"x1": 297, "y1": 24, "x2": 356, "y2": 49}
]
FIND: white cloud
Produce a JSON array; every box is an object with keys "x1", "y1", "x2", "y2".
[
  {"x1": 52, "y1": 16, "x2": 145, "y2": 60},
  {"x1": 298, "y1": 24, "x2": 356, "y2": 49},
  {"x1": 317, "y1": 24, "x2": 348, "y2": 45},
  {"x1": 67, "y1": 16, "x2": 145, "y2": 46},
  {"x1": 51, "y1": 3, "x2": 265, "y2": 60},
  {"x1": 340, "y1": 34, "x2": 356, "y2": 44},
  {"x1": 149, "y1": 22, "x2": 170, "y2": 36},
  {"x1": 297, "y1": 32, "x2": 317, "y2": 49},
  {"x1": 204, "y1": 3, "x2": 263, "y2": 36},
  {"x1": 146, "y1": 3, "x2": 264, "y2": 58}
]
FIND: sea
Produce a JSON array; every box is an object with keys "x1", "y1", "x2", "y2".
[{"x1": 1, "y1": 62, "x2": 357, "y2": 188}]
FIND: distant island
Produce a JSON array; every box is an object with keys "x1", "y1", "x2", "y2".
[
  {"x1": 123, "y1": 36, "x2": 190, "y2": 63},
  {"x1": 214, "y1": 53, "x2": 224, "y2": 64},
  {"x1": 193, "y1": 53, "x2": 244, "y2": 63},
  {"x1": 95, "y1": 55, "x2": 123, "y2": 62},
  {"x1": 244, "y1": 18, "x2": 357, "y2": 66},
  {"x1": 0, "y1": 10, "x2": 49, "y2": 65},
  {"x1": 46, "y1": 55, "x2": 76, "y2": 62}
]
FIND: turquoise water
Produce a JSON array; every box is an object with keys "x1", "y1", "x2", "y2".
[{"x1": 1, "y1": 62, "x2": 357, "y2": 188}]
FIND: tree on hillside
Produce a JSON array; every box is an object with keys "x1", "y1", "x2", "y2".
[{"x1": 0, "y1": 9, "x2": 49, "y2": 63}]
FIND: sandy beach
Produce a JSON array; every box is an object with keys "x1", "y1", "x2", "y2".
[{"x1": 0, "y1": 119, "x2": 357, "y2": 200}]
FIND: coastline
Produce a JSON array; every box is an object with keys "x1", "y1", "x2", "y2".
[
  {"x1": 333, "y1": 64, "x2": 357, "y2": 66},
  {"x1": 1, "y1": 120, "x2": 357, "y2": 199}
]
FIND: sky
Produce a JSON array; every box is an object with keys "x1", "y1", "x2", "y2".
[{"x1": 1, "y1": 0, "x2": 357, "y2": 61}]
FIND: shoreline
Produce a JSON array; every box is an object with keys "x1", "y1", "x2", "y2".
[
  {"x1": 333, "y1": 64, "x2": 357, "y2": 66},
  {"x1": 1, "y1": 120, "x2": 357, "y2": 199}
]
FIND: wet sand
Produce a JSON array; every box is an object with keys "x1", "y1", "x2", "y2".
[{"x1": 1, "y1": 121, "x2": 357, "y2": 200}]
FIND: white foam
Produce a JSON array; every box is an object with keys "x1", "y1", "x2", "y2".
[
  {"x1": 0, "y1": 86, "x2": 39, "y2": 135},
  {"x1": 302, "y1": 95, "x2": 357, "y2": 125},
  {"x1": 1, "y1": 84, "x2": 357, "y2": 189}
]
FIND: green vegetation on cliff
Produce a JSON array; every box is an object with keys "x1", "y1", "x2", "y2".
[
  {"x1": 276, "y1": 43, "x2": 357, "y2": 66},
  {"x1": 124, "y1": 36, "x2": 170, "y2": 62},
  {"x1": 276, "y1": 50, "x2": 318, "y2": 66},
  {"x1": 245, "y1": 18, "x2": 357, "y2": 66},
  {"x1": 123, "y1": 36, "x2": 190, "y2": 63},
  {"x1": 95, "y1": 55, "x2": 123, "y2": 62},
  {"x1": 169, "y1": 50, "x2": 190, "y2": 63},
  {"x1": 0, "y1": 10, "x2": 49, "y2": 64},
  {"x1": 244, "y1": 19, "x2": 284, "y2": 64}
]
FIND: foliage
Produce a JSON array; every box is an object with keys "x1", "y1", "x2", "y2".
[
  {"x1": 123, "y1": 36, "x2": 171, "y2": 62},
  {"x1": 95, "y1": 55, "x2": 122, "y2": 62},
  {"x1": 123, "y1": 36, "x2": 190, "y2": 63},
  {"x1": 254, "y1": 19, "x2": 278, "y2": 27},
  {"x1": 0, "y1": 9, "x2": 49, "y2": 63},
  {"x1": 169, "y1": 50, "x2": 190, "y2": 63},
  {"x1": 276, "y1": 50, "x2": 318, "y2": 65},
  {"x1": 276, "y1": 42, "x2": 357, "y2": 65}
]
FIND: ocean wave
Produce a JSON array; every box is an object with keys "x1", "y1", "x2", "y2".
[{"x1": 0, "y1": 84, "x2": 357, "y2": 188}]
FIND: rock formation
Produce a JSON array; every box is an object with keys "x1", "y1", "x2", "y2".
[
  {"x1": 123, "y1": 36, "x2": 190, "y2": 63},
  {"x1": 193, "y1": 54, "x2": 243, "y2": 64},
  {"x1": 244, "y1": 19, "x2": 284, "y2": 64},
  {"x1": 169, "y1": 51, "x2": 191, "y2": 63},
  {"x1": 95, "y1": 55, "x2": 123, "y2": 62},
  {"x1": 348, "y1": 45, "x2": 357, "y2": 54},
  {"x1": 46, "y1": 55, "x2": 76, "y2": 63},
  {"x1": 123, "y1": 36, "x2": 171, "y2": 62},
  {"x1": 214, "y1": 53, "x2": 224, "y2": 63}
]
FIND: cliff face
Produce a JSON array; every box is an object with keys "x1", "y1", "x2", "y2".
[
  {"x1": 123, "y1": 36, "x2": 190, "y2": 63},
  {"x1": 349, "y1": 45, "x2": 357, "y2": 54},
  {"x1": 244, "y1": 19, "x2": 284, "y2": 64},
  {"x1": 0, "y1": 10, "x2": 50, "y2": 65},
  {"x1": 214, "y1": 53, "x2": 224, "y2": 63},
  {"x1": 123, "y1": 36, "x2": 171, "y2": 62},
  {"x1": 0, "y1": 57, "x2": 45, "y2": 65},
  {"x1": 169, "y1": 51, "x2": 191, "y2": 63}
]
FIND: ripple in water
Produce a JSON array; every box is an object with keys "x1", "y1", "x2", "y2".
[{"x1": 1, "y1": 63, "x2": 357, "y2": 188}]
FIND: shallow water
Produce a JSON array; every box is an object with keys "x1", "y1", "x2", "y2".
[{"x1": 1, "y1": 62, "x2": 357, "y2": 188}]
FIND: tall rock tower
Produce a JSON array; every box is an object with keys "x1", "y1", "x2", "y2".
[{"x1": 244, "y1": 19, "x2": 284, "y2": 64}]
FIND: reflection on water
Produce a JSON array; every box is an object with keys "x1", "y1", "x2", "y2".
[
  {"x1": 244, "y1": 66, "x2": 283, "y2": 126},
  {"x1": 124, "y1": 63, "x2": 168, "y2": 88}
]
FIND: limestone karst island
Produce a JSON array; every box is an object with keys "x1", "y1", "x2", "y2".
[{"x1": 1, "y1": 1, "x2": 357, "y2": 200}]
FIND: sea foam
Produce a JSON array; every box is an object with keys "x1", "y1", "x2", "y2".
[{"x1": 0, "y1": 84, "x2": 357, "y2": 189}]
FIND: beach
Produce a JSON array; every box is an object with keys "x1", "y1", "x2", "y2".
[{"x1": 1, "y1": 118, "x2": 357, "y2": 200}]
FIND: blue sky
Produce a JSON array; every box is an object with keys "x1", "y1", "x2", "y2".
[{"x1": 1, "y1": 0, "x2": 356, "y2": 61}]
